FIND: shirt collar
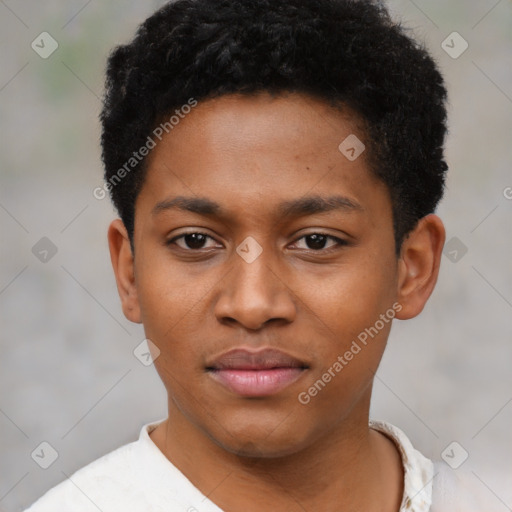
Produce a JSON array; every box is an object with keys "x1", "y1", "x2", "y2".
[{"x1": 370, "y1": 420, "x2": 434, "y2": 511}]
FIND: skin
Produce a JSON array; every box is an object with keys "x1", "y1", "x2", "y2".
[{"x1": 108, "y1": 92, "x2": 445, "y2": 511}]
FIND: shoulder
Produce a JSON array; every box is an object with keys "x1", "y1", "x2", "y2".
[
  {"x1": 24, "y1": 421, "x2": 193, "y2": 512},
  {"x1": 370, "y1": 421, "x2": 506, "y2": 512},
  {"x1": 431, "y1": 462, "x2": 503, "y2": 512},
  {"x1": 24, "y1": 439, "x2": 149, "y2": 511}
]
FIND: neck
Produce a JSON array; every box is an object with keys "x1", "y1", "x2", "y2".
[{"x1": 150, "y1": 391, "x2": 403, "y2": 512}]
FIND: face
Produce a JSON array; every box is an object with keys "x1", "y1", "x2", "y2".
[{"x1": 110, "y1": 92, "x2": 441, "y2": 458}]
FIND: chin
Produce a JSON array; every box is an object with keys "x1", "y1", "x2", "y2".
[
  {"x1": 204, "y1": 411, "x2": 318, "y2": 459},
  {"x1": 217, "y1": 434, "x2": 310, "y2": 459}
]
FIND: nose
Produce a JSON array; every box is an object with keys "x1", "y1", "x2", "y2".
[{"x1": 214, "y1": 245, "x2": 297, "y2": 331}]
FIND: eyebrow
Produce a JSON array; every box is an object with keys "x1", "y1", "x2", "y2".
[
  {"x1": 151, "y1": 194, "x2": 363, "y2": 219},
  {"x1": 152, "y1": 196, "x2": 221, "y2": 217},
  {"x1": 278, "y1": 195, "x2": 363, "y2": 217}
]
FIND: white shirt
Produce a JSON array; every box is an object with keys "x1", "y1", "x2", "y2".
[{"x1": 25, "y1": 419, "x2": 489, "y2": 511}]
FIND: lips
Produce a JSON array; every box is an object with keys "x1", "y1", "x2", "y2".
[{"x1": 206, "y1": 348, "x2": 309, "y2": 397}]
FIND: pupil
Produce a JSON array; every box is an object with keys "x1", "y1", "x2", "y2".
[
  {"x1": 185, "y1": 233, "x2": 206, "y2": 249},
  {"x1": 307, "y1": 234, "x2": 327, "y2": 250}
]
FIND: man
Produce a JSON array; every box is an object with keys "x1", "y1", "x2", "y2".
[{"x1": 27, "y1": 0, "x2": 486, "y2": 509}]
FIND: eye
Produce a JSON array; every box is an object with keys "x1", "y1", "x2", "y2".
[
  {"x1": 167, "y1": 232, "x2": 220, "y2": 251},
  {"x1": 291, "y1": 233, "x2": 347, "y2": 251}
]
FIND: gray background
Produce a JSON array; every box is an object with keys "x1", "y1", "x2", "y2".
[{"x1": 1, "y1": 0, "x2": 511, "y2": 510}]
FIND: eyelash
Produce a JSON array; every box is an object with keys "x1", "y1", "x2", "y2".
[{"x1": 166, "y1": 232, "x2": 348, "y2": 253}]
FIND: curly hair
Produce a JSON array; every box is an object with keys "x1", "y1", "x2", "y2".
[{"x1": 100, "y1": 0, "x2": 448, "y2": 252}]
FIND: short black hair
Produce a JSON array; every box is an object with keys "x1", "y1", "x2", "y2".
[{"x1": 100, "y1": 0, "x2": 448, "y2": 252}]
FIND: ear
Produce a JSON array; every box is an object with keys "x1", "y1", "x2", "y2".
[
  {"x1": 395, "y1": 214, "x2": 446, "y2": 320},
  {"x1": 107, "y1": 219, "x2": 142, "y2": 324}
]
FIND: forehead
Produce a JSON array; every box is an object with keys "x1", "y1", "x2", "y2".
[
  {"x1": 137, "y1": 92, "x2": 389, "y2": 222},
  {"x1": 168, "y1": 92, "x2": 365, "y2": 156}
]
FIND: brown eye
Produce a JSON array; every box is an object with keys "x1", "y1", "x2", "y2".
[
  {"x1": 293, "y1": 233, "x2": 346, "y2": 251},
  {"x1": 182, "y1": 233, "x2": 208, "y2": 249},
  {"x1": 168, "y1": 232, "x2": 218, "y2": 250},
  {"x1": 305, "y1": 234, "x2": 329, "y2": 250}
]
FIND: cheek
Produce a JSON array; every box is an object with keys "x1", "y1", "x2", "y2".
[
  {"x1": 302, "y1": 254, "x2": 397, "y2": 340},
  {"x1": 134, "y1": 255, "x2": 213, "y2": 362},
  {"x1": 297, "y1": 280, "x2": 394, "y2": 420},
  {"x1": 295, "y1": 254, "x2": 398, "y2": 412}
]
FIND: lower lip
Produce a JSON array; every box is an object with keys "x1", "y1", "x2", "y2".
[{"x1": 208, "y1": 368, "x2": 305, "y2": 397}]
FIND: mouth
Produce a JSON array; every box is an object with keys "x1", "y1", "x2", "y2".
[{"x1": 206, "y1": 348, "x2": 309, "y2": 397}]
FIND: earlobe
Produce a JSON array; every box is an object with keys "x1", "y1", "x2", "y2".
[
  {"x1": 107, "y1": 219, "x2": 142, "y2": 324},
  {"x1": 395, "y1": 214, "x2": 446, "y2": 320}
]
